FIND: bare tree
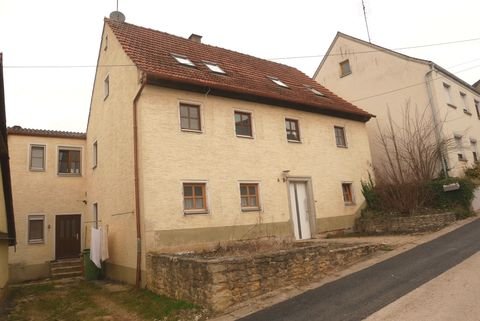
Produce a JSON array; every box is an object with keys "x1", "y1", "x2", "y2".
[{"x1": 372, "y1": 102, "x2": 455, "y2": 214}]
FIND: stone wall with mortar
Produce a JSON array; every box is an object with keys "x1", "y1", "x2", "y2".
[
  {"x1": 146, "y1": 243, "x2": 379, "y2": 312},
  {"x1": 355, "y1": 212, "x2": 456, "y2": 234}
]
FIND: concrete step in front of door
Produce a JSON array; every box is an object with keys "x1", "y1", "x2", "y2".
[{"x1": 51, "y1": 257, "x2": 83, "y2": 280}]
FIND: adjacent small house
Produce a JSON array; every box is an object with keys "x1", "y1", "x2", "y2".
[
  {"x1": 0, "y1": 53, "x2": 16, "y2": 300},
  {"x1": 87, "y1": 17, "x2": 373, "y2": 285},
  {"x1": 7, "y1": 127, "x2": 86, "y2": 282},
  {"x1": 314, "y1": 32, "x2": 480, "y2": 178}
]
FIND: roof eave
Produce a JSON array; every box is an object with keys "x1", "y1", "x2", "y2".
[{"x1": 145, "y1": 73, "x2": 373, "y2": 122}]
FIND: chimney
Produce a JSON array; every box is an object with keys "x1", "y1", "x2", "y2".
[{"x1": 188, "y1": 34, "x2": 202, "y2": 43}]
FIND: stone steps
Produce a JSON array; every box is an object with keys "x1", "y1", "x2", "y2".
[{"x1": 50, "y1": 257, "x2": 83, "y2": 280}]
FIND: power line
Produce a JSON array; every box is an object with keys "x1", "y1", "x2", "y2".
[
  {"x1": 268, "y1": 36, "x2": 480, "y2": 61},
  {"x1": 3, "y1": 36, "x2": 480, "y2": 69},
  {"x1": 3, "y1": 64, "x2": 135, "y2": 69},
  {"x1": 351, "y1": 64, "x2": 480, "y2": 103}
]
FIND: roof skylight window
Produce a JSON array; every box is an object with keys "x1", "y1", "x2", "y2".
[
  {"x1": 204, "y1": 62, "x2": 226, "y2": 74},
  {"x1": 172, "y1": 54, "x2": 195, "y2": 67},
  {"x1": 269, "y1": 77, "x2": 289, "y2": 88},
  {"x1": 305, "y1": 85, "x2": 325, "y2": 97}
]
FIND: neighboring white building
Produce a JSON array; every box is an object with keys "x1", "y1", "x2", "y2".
[{"x1": 314, "y1": 32, "x2": 480, "y2": 177}]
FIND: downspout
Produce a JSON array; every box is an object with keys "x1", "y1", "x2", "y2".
[
  {"x1": 425, "y1": 63, "x2": 448, "y2": 177},
  {"x1": 133, "y1": 72, "x2": 147, "y2": 287}
]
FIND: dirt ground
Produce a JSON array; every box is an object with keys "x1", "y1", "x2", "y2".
[{"x1": 1, "y1": 278, "x2": 210, "y2": 321}]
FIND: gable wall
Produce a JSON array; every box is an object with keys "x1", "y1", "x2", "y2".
[
  {"x1": 86, "y1": 24, "x2": 141, "y2": 283},
  {"x1": 315, "y1": 37, "x2": 436, "y2": 175}
]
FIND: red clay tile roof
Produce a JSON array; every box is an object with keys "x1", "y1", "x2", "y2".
[
  {"x1": 106, "y1": 19, "x2": 373, "y2": 122},
  {"x1": 7, "y1": 126, "x2": 86, "y2": 139}
]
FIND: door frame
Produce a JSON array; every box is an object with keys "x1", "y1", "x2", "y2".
[
  {"x1": 286, "y1": 177, "x2": 317, "y2": 239},
  {"x1": 54, "y1": 213, "x2": 83, "y2": 260}
]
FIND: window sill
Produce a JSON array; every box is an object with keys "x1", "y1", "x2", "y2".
[
  {"x1": 458, "y1": 159, "x2": 468, "y2": 163},
  {"x1": 287, "y1": 139, "x2": 302, "y2": 144},
  {"x1": 340, "y1": 72, "x2": 352, "y2": 78},
  {"x1": 28, "y1": 240, "x2": 45, "y2": 245},
  {"x1": 241, "y1": 207, "x2": 261, "y2": 212},
  {"x1": 463, "y1": 110, "x2": 472, "y2": 116},
  {"x1": 344, "y1": 202, "x2": 356, "y2": 207},
  {"x1": 447, "y1": 103, "x2": 457, "y2": 109},
  {"x1": 29, "y1": 168, "x2": 45, "y2": 172},
  {"x1": 58, "y1": 173, "x2": 82, "y2": 177},
  {"x1": 184, "y1": 210, "x2": 209, "y2": 215},
  {"x1": 181, "y1": 128, "x2": 203, "y2": 134},
  {"x1": 236, "y1": 134, "x2": 254, "y2": 139},
  {"x1": 336, "y1": 145, "x2": 348, "y2": 149}
]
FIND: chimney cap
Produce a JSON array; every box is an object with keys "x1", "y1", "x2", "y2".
[{"x1": 188, "y1": 34, "x2": 202, "y2": 43}]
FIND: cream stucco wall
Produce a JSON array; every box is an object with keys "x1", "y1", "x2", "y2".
[
  {"x1": 86, "y1": 23, "x2": 141, "y2": 282},
  {"x1": 315, "y1": 35, "x2": 480, "y2": 178},
  {"x1": 429, "y1": 74, "x2": 480, "y2": 176},
  {"x1": 137, "y1": 86, "x2": 372, "y2": 252},
  {"x1": 7, "y1": 134, "x2": 86, "y2": 281}
]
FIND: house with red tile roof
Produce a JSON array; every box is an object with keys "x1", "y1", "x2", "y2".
[
  {"x1": 6, "y1": 16, "x2": 374, "y2": 286},
  {"x1": 85, "y1": 16, "x2": 373, "y2": 286}
]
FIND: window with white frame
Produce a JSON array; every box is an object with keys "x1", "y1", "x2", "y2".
[
  {"x1": 340, "y1": 60, "x2": 351, "y2": 77},
  {"x1": 341, "y1": 183, "x2": 354, "y2": 204},
  {"x1": 104, "y1": 75, "x2": 109, "y2": 100},
  {"x1": 92, "y1": 141, "x2": 98, "y2": 168},
  {"x1": 454, "y1": 135, "x2": 465, "y2": 161},
  {"x1": 471, "y1": 139, "x2": 478, "y2": 162},
  {"x1": 443, "y1": 83, "x2": 453, "y2": 106},
  {"x1": 475, "y1": 100, "x2": 480, "y2": 120},
  {"x1": 204, "y1": 61, "x2": 226, "y2": 74},
  {"x1": 334, "y1": 126, "x2": 347, "y2": 148},
  {"x1": 30, "y1": 145, "x2": 45, "y2": 171},
  {"x1": 93, "y1": 203, "x2": 99, "y2": 228},
  {"x1": 460, "y1": 92, "x2": 470, "y2": 114},
  {"x1": 172, "y1": 54, "x2": 195, "y2": 67},
  {"x1": 28, "y1": 215, "x2": 45, "y2": 244}
]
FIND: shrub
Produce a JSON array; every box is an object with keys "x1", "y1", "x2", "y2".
[
  {"x1": 464, "y1": 163, "x2": 480, "y2": 180},
  {"x1": 361, "y1": 173, "x2": 379, "y2": 209},
  {"x1": 427, "y1": 177, "x2": 476, "y2": 211}
]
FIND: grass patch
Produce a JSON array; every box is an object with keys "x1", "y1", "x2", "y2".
[
  {"x1": 5, "y1": 280, "x2": 204, "y2": 321},
  {"x1": 111, "y1": 288, "x2": 198, "y2": 320}
]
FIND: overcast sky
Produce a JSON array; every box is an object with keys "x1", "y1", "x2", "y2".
[{"x1": 1, "y1": 0, "x2": 479, "y2": 132}]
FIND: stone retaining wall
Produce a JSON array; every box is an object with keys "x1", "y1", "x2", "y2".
[
  {"x1": 146, "y1": 243, "x2": 379, "y2": 312},
  {"x1": 355, "y1": 212, "x2": 456, "y2": 234}
]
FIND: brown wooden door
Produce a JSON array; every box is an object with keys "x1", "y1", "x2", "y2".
[{"x1": 55, "y1": 215, "x2": 81, "y2": 259}]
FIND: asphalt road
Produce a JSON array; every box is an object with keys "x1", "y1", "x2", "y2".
[{"x1": 239, "y1": 218, "x2": 480, "y2": 321}]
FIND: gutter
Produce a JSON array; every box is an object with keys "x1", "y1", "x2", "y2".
[
  {"x1": 425, "y1": 63, "x2": 448, "y2": 177},
  {"x1": 133, "y1": 72, "x2": 147, "y2": 287}
]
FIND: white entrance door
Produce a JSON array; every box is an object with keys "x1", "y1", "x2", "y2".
[{"x1": 289, "y1": 181, "x2": 311, "y2": 240}]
